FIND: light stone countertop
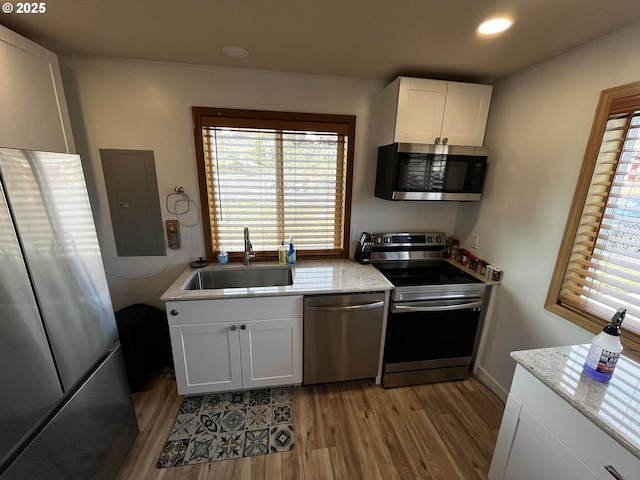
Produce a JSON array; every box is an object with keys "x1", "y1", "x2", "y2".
[
  {"x1": 511, "y1": 344, "x2": 640, "y2": 460},
  {"x1": 160, "y1": 259, "x2": 394, "y2": 302},
  {"x1": 443, "y1": 258, "x2": 501, "y2": 285}
]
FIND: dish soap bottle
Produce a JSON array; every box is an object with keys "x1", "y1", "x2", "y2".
[
  {"x1": 278, "y1": 240, "x2": 287, "y2": 265},
  {"x1": 286, "y1": 235, "x2": 296, "y2": 265},
  {"x1": 583, "y1": 307, "x2": 626, "y2": 382}
]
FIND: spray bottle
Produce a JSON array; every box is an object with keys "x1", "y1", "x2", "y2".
[{"x1": 583, "y1": 307, "x2": 626, "y2": 382}]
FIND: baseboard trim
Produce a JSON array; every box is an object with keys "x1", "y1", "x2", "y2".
[{"x1": 473, "y1": 365, "x2": 508, "y2": 403}]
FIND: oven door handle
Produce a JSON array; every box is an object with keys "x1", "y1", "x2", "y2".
[
  {"x1": 305, "y1": 301, "x2": 385, "y2": 312},
  {"x1": 392, "y1": 300, "x2": 484, "y2": 313}
]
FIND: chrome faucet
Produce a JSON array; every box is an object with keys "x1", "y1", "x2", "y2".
[{"x1": 243, "y1": 225, "x2": 255, "y2": 265}]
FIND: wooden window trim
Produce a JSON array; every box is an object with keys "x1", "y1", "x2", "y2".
[
  {"x1": 192, "y1": 107, "x2": 355, "y2": 263},
  {"x1": 545, "y1": 80, "x2": 640, "y2": 353}
]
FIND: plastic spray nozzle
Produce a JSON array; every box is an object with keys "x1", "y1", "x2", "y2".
[
  {"x1": 603, "y1": 307, "x2": 626, "y2": 336},
  {"x1": 611, "y1": 307, "x2": 626, "y2": 325}
]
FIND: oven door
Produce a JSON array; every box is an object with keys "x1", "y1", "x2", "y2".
[{"x1": 383, "y1": 298, "x2": 483, "y2": 387}]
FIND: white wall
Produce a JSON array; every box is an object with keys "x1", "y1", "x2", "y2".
[
  {"x1": 455, "y1": 22, "x2": 640, "y2": 399},
  {"x1": 59, "y1": 57, "x2": 460, "y2": 311}
]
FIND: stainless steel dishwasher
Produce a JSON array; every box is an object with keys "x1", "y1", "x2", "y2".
[{"x1": 303, "y1": 292, "x2": 386, "y2": 385}]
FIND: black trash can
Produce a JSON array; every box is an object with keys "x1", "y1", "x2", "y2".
[{"x1": 115, "y1": 304, "x2": 172, "y2": 392}]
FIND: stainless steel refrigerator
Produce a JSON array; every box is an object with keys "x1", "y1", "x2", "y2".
[{"x1": 0, "y1": 147, "x2": 138, "y2": 479}]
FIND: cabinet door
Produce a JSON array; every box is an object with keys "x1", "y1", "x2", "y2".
[
  {"x1": 0, "y1": 25, "x2": 74, "y2": 152},
  {"x1": 395, "y1": 78, "x2": 447, "y2": 144},
  {"x1": 170, "y1": 323, "x2": 242, "y2": 395},
  {"x1": 507, "y1": 365, "x2": 640, "y2": 480},
  {"x1": 490, "y1": 394, "x2": 597, "y2": 480},
  {"x1": 503, "y1": 407, "x2": 597, "y2": 480},
  {"x1": 239, "y1": 318, "x2": 302, "y2": 389},
  {"x1": 489, "y1": 394, "x2": 598, "y2": 480},
  {"x1": 440, "y1": 82, "x2": 493, "y2": 146}
]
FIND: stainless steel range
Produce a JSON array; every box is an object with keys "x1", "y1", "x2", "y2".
[{"x1": 367, "y1": 232, "x2": 486, "y2": 388}]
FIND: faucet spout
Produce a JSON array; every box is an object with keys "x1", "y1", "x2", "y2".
[{"x1": 243, "y1": 226, "x2": 255, "y2": 265}]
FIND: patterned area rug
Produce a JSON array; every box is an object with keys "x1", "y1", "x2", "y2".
[{"x1": 157, "y1": 386, "x2": 294, "y2": 468}]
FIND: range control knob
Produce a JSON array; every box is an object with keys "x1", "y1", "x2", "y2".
[
  {"x1": 383, "y1": 237, "x2": 391, "y2": 243},
  {"x1": 427, "y1": 236, "x2": 433, "y2": 243},
  {"x1": 375, "y1": 237, "x2": 382, "y2": 244},
  {"x1": 436, "y1": 236, "x2": 443, "y2": 243}
]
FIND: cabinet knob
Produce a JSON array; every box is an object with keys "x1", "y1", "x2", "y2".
[
  {"x1": 170, "y1": 309, "x2": 179, "y2": 316},
  {"x1": 240, "y1": 324, "x2": 246, "y2": 330},
  {"x1": 230, "y1": 325, "x2": 237, "y2": 331},
  {"x1": 434, "y1": 137, "x2": 441, "y2": 145},
  {"x1": 442, "y1": 137, "x2": 448, "y2": 145}
]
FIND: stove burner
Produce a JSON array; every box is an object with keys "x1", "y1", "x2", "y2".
[
  {"x1": 369, "y1": 233, "x2": 485, "y2": 303},
  {"x1": 376, "y1": 261, "x2": 482, "y2": 287}
]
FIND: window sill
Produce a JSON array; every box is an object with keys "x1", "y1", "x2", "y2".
[{"x1": 545, "y1": 302, "x2": 640, "y2": 355}]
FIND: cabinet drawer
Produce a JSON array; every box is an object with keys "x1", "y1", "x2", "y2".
[
  {"x1": 511, "y1": 366, "x2": 640, "y2": 479},
  {"x1": 166, "y1": 295, "x2": 303, "y2": 325}
]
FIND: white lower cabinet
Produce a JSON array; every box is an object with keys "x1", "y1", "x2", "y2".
[
  {"x1": 491, "y1": 394, "x2": 597, "y2": 479},
  {"x1": 167, "y1": 296, "x2": 303, "y2": 395},
  {"x1": 490, "y1": 364, "x2": 639, "y2": 480}
]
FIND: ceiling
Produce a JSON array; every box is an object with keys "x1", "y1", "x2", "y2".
[{"x1": 2, "y1": 0, "x2": 640, "y2": 83}]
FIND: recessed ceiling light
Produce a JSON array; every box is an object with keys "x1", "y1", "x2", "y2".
[
  {"x1": 222, "y1": 45, "x2": 250, "y2": 58},
  {"x1": 478, "y1": 18, "x2": 513, "y2": 35}
]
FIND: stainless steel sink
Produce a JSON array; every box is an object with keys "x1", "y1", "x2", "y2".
[{"x1": 183, "y1": 267, "x2": 293, "y2": 290}]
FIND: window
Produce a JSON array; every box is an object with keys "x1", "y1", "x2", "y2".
[
  {"x1": 192, "y1": 107, "x2": 355, "y2": 261},
  {"x1": 546, "y1": 81, "x2": 640, "y2": 349}
]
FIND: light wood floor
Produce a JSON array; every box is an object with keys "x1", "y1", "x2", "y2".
[{"x1": 116, "y1": 371, "x2": 504, "y2": 480}]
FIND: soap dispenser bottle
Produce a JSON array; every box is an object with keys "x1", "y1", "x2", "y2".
[
  {"x1": 286, "y1": 235, "x2": 296, "y2": 264},
  {"x1": 583, "y1": 307, "x2": 626, "y2": 382},
  {"x1": 278, "y1": 240, "x2": 287, "y2": 265}
]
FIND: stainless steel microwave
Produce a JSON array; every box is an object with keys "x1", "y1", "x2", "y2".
[{"x1": 374, "y1": 143, "x2": 488, "y2": 201}]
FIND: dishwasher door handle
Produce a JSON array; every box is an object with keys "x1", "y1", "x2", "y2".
[
  {"x1": 305, "y1": 300, "x2": 385, "y2": 312},
  {"x1": 392, "y1": 300, "x2": 484, "y2": 313}
]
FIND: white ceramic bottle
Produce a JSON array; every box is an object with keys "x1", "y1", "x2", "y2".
[{"x1": 583, "y1": 307, "x2": 626, "y2": 382}]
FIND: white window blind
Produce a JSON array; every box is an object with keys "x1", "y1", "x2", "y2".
[
  {"x1": 202, "y1": 125, "x2": 347, "y2": 255},
  {"x1": 559, "y1": 109, "x2": 640, "y2": 335}
]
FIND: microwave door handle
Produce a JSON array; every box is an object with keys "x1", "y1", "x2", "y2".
[{"x1": 392, "y1": 300, "x2": 484, "y2": 313}]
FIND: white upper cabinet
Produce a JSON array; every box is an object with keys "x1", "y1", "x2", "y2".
[
  {"x1": 378, "y1": 77, "x2": 493, "y2": 147},
  {"x1": 0, "y1": 25, "x2": 75, "y2": 153},
  {"x1": 394, "y1": 78, "x2": 448, "y2": 145},
  {"x1": 440, "y1": 81, "x2": 493, "y2": 146}
]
